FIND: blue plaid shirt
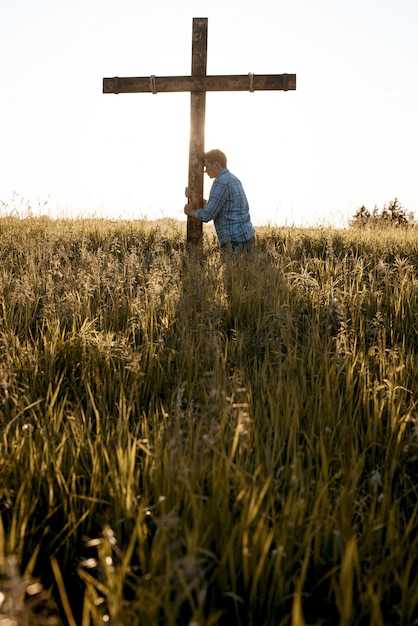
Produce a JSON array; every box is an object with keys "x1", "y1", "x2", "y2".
[{"x1": 195, "y1": 169, "x2": 255, "y2": 246}]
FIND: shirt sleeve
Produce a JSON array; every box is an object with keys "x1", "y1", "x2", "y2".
[{"x1": 195, "y1": 179, "x2": 228, "y2": 222}]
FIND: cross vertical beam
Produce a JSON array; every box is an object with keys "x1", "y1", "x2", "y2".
[{"x1": 187, "y1": 18, "x2": 207, "y2": 246}]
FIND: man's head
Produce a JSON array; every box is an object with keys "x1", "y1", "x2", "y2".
[{"x1": 204, "y1": 149, "x2": 227, "y2": 178}]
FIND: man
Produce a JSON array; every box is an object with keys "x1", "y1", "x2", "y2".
[{"x1": 184, "y1": 149, "x2": 256, "y2": 250}]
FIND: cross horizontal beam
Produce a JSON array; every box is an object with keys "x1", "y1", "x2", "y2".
[{"x1": 103, "y1": 73, "x2": 296, "y2": 94}]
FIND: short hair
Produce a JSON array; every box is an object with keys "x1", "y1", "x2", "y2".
[{"x1": 204, "y1": 149, "x2": 227, "y2": 168}]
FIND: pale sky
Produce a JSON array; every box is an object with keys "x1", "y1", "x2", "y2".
[{"x1": 1, "y1": 0, "x2": 417, "y2": 227}]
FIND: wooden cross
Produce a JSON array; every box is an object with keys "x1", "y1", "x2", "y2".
[{"x1": 103, "y1": 17, "x2": 296, "y2": 244}]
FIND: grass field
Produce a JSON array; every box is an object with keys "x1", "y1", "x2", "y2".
[{"x1": 1, "y1": 216, "x2": 418, "y2": 625}]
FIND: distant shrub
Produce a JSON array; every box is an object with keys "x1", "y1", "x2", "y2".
[{"x1": 350, "y1": 198, "x2": 415, "y2": 228}]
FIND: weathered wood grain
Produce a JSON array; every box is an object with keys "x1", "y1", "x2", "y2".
[{"x1": 103, "y1": 74, "x2": 296, "y2": 94}]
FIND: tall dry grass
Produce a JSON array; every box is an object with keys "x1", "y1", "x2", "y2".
[{"x1": 1, "y1": 216, "x2": 418, "y2": 625}]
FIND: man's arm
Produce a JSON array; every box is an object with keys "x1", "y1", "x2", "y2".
[
  {"x1": 184, "y1": 186, "x2": 206, "y2": 218},
  {"x1": 185, "y1": 180, "x2": 227, "y2": 222}
]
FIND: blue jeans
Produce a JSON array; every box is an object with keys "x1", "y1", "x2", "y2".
[{"x1": 220, "y1": 237, "x2": 255, "y2": 252}]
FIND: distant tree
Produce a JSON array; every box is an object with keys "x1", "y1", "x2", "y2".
[
  {"x1": 371, "y1": 205, "x2": 380, "y2": 225},
  {"x1": 380, "y1": 203, "x2": 391, "y2": 225},
  {"x1": 351, "y1": 205, "x2": 370, "y2": 227},
  {"x1": 350, "y1": 198, "x2": 415, "y2": 228},
  {"x1": 386, "y1": 197, "x2": 409, "y2": 226}
]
